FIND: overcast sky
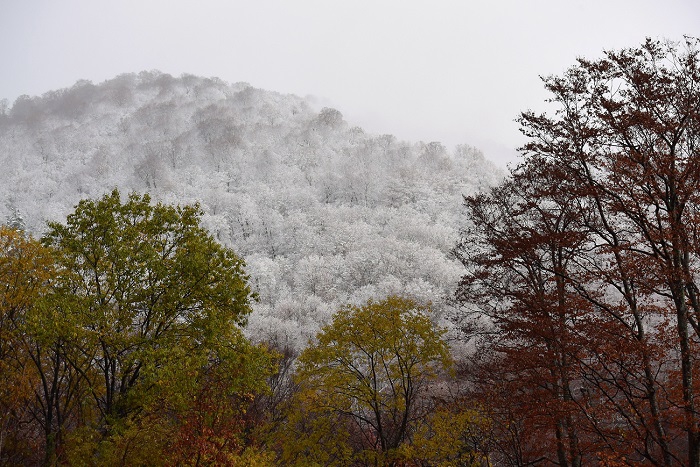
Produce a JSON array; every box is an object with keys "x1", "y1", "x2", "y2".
[{"x1": 1, "y1": 1, "x2": 698, "y2": 166}]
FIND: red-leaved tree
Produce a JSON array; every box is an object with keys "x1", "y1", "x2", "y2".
[{"x1": 457, "y1": 37, "x2": 700, "y2": 466}]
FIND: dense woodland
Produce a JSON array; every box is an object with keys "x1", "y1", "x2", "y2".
[
  {"x1": 1, "y1": 37, "x2": 700, "y2": 465},
  {"x1": 0, "y1": 72, "x2": 500, "y2": 350}
]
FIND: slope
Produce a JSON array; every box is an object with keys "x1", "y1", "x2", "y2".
[{"x1": 0, "y1": 71, "x2": 502, "y2": 348}]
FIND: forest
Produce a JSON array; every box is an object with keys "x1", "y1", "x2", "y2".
[{"x1": 1, "y1": 37, "x2": 700, "y2": 466}]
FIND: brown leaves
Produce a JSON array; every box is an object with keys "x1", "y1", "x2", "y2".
[{"x1": 457, "y1": 37, "x2": 700, "y2": 465}]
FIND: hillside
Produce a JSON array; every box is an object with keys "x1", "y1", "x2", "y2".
[{"x1": 0, "y1": 71, "x2": 502, "y2": 347}]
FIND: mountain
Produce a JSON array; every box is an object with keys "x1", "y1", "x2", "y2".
[{"x1": 0, "y1": 71, "x2": 502, "y2": 348}]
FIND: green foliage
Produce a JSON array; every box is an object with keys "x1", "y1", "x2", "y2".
[
  {"x1": 283, "y1": 295, "x2": 453, "y2": 465},
  {"x1": 6, "y1": 189, "x2": 275, "y2": 464},
  {"x1": 276, "y1": 398, "x2": 354, "y2": 466},
  {"x1": 42, "y1": 189, "x2": 257, "y2": 421}
]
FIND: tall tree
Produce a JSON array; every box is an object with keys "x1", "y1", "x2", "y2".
[
  {"x1": 518, "y1": 36, "x2": 700, "y2": 465},
  {"x1": 40, "y1": 190, "x2": 269, "y2": 461},
  {"x1": 457, "y1": 37, "x2": 700, "y2": 465},
  {"x1": 456, "y1": 160, "x2": 594, "y2": 465}
]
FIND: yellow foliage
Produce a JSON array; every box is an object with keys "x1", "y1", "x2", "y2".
[
  {"x1": 0, "y1": 227, "x2": 54, "y2": 461},
  {"x1": 405, "y1": 405, "x2": 492, "y2": 466},
  {"x1": 281, "y1": 295, "x2": 454, "y2": 465}
]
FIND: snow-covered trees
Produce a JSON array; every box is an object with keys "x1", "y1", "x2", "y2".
[{"x1": 0, "y1": 71, "x2": 501, "y2": 349}]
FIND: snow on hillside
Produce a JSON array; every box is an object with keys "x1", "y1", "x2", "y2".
[{"x1": 0, "y1": 71, "x2": 503, "y2": 348}]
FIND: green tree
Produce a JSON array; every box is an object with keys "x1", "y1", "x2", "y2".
[
  {"x1": 285, "y1": 295, "x2": 453, "y2": 466},
  {"x1": 40, "y1": 189, "x2": 271, "y2": 462}
]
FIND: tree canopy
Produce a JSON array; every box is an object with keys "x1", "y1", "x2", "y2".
[
  {"x1": 456, "y1": 36, "x2": 700, "y2": 466},
  {"x1": 279, "y1": 295, "x2": 454, "y2": 466},
  {"x1": 2, "y1": 36, "x2": 699, "y2": 467},
  {"x1": 0, "y1": 190, "x2": 275, "y2": 465}
]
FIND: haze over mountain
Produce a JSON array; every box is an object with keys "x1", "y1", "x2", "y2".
[{"x1": 0, "y1": 71, "x2": 501, "y2": 347}]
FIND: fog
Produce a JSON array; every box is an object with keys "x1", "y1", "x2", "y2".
[{"x1": 1, "y1": 0, "x2": 697, "y2": 166}]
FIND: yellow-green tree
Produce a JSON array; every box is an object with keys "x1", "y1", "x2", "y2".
[
  {"x1": 406, "y1": 403, "x2": 493, "y2": 466},
  {"x1": 285, "y1": 295, "x2": 453, "y2": 466},
  {"x1": 39, "y1": 190, "x2": 273, "y2": 464}
]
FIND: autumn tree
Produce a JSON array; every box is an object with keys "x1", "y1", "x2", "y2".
[
  {"x1": 456, "y1": 160, "x2": 597, "y2": 465},
  {"x1": 520, "y1": 36, "x2": 700, "y2": 465},
  {"x1": 0, "y1": 227, "x2": 99, "y2": 466},
  {"x1": 39, "y1": 190, "x2": 273, "y2": 463},
  {"x1": 0, "y1": 227, "x2": 54, "y2": 464},
  {"x1": 457, "y1": 37, "x2": 700, "y2": 465},
  {"x1": 281, "y1": 295, "x2": 453, "y2": 466}
]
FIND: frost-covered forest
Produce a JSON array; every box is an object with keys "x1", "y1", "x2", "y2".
[
  {"x1": 0, "y1": 71, "x2": 501, "y2": 348},
  {"x1": 4, "y1": 37, "x2": 700, "y2": 466}
]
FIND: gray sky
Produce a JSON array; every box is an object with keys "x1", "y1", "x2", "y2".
[{"x1": 1, "y1": 1, "x2": 698, "y2": 166}]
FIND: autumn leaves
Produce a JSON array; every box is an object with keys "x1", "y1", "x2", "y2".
[
  {"x1": 0, "y1": 192, "x2": 460, "y2": 466},
  {"x1": 455, "y1": 37, "x2": 700, "y2": 465},
  {"x1": 0, "y1": 191, "x2": 274, "y2": 465},
  {"x1": 2, "y1": 36, "x2": 700, "y2": 466}
]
